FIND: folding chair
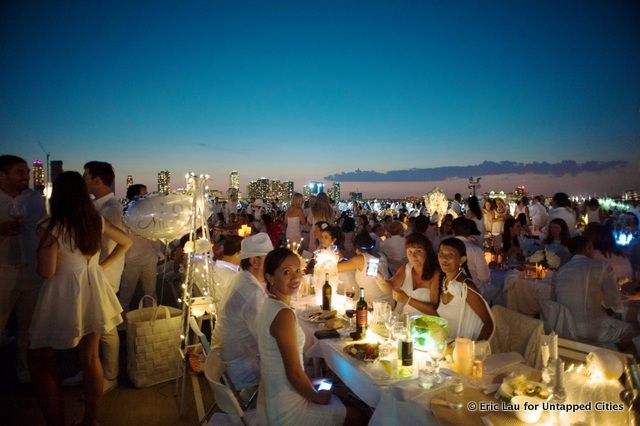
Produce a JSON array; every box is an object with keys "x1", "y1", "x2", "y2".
[{"x1": 203, "y1": 349, "x2": 257, "y2": 426}]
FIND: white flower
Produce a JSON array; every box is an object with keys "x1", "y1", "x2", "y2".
[{"x1": 544, "y1": 249, "x2": 561, "y2": 269}]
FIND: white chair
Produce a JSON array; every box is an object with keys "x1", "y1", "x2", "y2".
[
  {"x1": 203, "y1": 350, "x2": 257, "y2": 426},
  {"x1": 555, "y1": 336, "x2": 627, "y2": 365},
  {"x1": 489, "y1": 305, "x2": 544, "y2": 368}
]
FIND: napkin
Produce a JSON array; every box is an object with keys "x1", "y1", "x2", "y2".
[{"x1": 482, "y1": 352, "x2": 525, "y2": 375}]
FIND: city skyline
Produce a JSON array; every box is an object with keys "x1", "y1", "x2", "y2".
[{"x1": 2, "y1": 1, "x2": 639, "y2": 197}]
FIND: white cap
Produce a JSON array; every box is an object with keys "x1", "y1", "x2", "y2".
[{"x1": 239, "y1": 232, "x2": 274, "y2": 260}]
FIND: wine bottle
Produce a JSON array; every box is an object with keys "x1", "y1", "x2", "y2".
[
  {"x1": 356, "y1": 287, "x2": 368, "y2": 335},
  {"x1": 322, "y1": 273, "x2": 332, "y2": 311},
  {"x1": 398, "y1": 314, "x2": 413, "y2": 378}
]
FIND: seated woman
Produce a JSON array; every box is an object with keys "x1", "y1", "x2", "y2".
[
  {"x1": 541, "y1": 218, "x2": 571, "y2": 266},
  {"x1": 436, "y1": 238, "x2": 494, "y2": 341},
  {"x1": 377, "y1": 233, "x2": 440, "y2": 316},
  {"x1": 340, "y1": 216, "x2": 356, "y2": 258},
  {"x1": 257, "y1": 248, "x2": 351, "y2": 425},
  {"x1": 319, "y1": 224, "x2": 346, "y2": 259},
  {"x1": 338, "y1": 231, "x2": 390, "y2": 303},
  {"x1": 501, "y1": 218, "x2": 523, "y2": 264},
  {"x1": 466, "y1": 196, "x2": 485, "y2": 238},
  {"x1": 482, "y1": 199, "x2": 495, "y2": 235},
  {"x1": 585, "y1": 223, "x2": 633, "y2": 284},
  {"x1": 492, "y1": 198, "x2": 508, "y2": 236}
]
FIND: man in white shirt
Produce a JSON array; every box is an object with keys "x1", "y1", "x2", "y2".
[
  {"x1": 548, "y1": 192, "x2": 577, "y2": 236},
  {"x1": 528, "y1": 196, "x2": 549, "y2": 231},
  {"x1": 213, "y1": 233, "x2": 274, "y2": 390},
  {"x1": 554, "y1": 236, "x2": 634, "y2": 344},
  {"x1": 380, "y1": 221, "x2": 407, "y2": 275},
  {"x1": 223, "y1": 194, "x2": 238, "y2": 223},
  {"x1": 0, "y1": 155, "x2": 45, "y2": 383},
  {"x1": 213, "y1": 234, "x2": 242, "y2": 306},
  {"x1": 83, "y1": 161, "x2": 126, "y2": 392},
  {"x1": 118, "y1": 184, "x2": 164, "y2": 315},
  {"x1": 452, "y1": 218, "x2": 491, "y2": 291}
]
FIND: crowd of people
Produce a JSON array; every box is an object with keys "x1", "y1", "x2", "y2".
[{"x1": 2, "y1": 152, "x2": 640, "y2": 425}]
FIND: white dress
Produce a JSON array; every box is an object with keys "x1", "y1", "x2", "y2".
[
  {"x1": 257, "y1": 297, "x2": 346, "y2": 426},
  {"x1": 396, "y1": 264, "x2": 432, "y2": 316},
  {"x1": 285, "y1": 216, "x2": 302, "y2": 244},
  {"x1": 437, "y1": 279, "x2": 494, "y2": 341},
  {"x1": 29, "y1": 220, "x2": 123, "y2": 349}
]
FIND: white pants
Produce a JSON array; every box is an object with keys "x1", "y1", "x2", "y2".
[
  {"x1": 0, "y1": 265, "x2": 41, "y2": 378},
  {"x1": 118, "y1": 260, "x2": 158, "y2": 313}
]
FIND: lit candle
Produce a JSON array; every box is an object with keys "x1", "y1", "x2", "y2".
[
  {"x1": 453, "y1": 337, "x2": 474, "y2": 376},
  {"x1": 484, "y1": 252, "x2": 493, "y2": 265}
]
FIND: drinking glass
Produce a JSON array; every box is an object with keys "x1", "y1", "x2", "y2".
[
  {"x1": 384, "y1": 311, "x2": 397, "y2": 343},
  {"x1": 430, "y1": 339, "x2": 446, "y2": 383},
  {"x1": 345, "y1": 286, "x2": 356, "y2": 300},
  {"x1": 419, "y1": 360, "x2": 436, "y2": 389}
]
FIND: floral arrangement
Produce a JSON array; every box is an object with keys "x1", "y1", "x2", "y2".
[
  {"x1": 423, "y1": 188, "x2": 449, "y2": 226},
  {"x1": 528, "y1": 248, "x2": 561, "y2": 269}
]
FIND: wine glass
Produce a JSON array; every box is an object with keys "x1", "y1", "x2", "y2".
[
  {"x1": 345, "y1": 286, "x2": 356, "y2": 300},
  {"x1": 430, "y1": 340, "x2": 446, "y2": 383},
  {"x1": 383, "y1": 311, "x2": 397, "y2": 343}
]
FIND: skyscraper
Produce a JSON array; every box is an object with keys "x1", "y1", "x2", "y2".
[
  {"x1": 229, "y1": 171, "x2": 239, "y2": 191},
  {"x1": 283, "y1": 180, "x2": 294, "y2": 201},
  {"x1": 32, "y1": 160, "x2": 45, "y2": 192},
  {"x1": 303, "y1": 181, "x2": 325, "y2": 198},
  {"x1": 328, "y1": 182, "x2": 341, "y2": 203},
  {"x1": 50, "y1": 160, "x2": 63, "y2": 183},
  {"x1": 126, "y1": 175, "x2": 134, "y2": 188},
  {"x1": 157, "y1": 170, "x2": 171, "y2": 193},
  {"x1": 247, "y1": 180, "x2": 258, "y2": 199},
  {"x1": 257, "y1": 177, "x2": 269, "y2": 200}
]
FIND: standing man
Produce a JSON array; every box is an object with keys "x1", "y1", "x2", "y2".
[
  {"x1": 83, "y1": 161, "x2": 125, "y2": 393},
  {"x1": 0, "y1": 155, "x2": 45, "y2": 383},
  {"x1": 450, "y1": 193, "x2": 463, "y2": 217}
]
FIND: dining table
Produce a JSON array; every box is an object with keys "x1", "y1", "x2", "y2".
[{"x1": 292, "y1": 295, "x2": 630, "y2": 425}]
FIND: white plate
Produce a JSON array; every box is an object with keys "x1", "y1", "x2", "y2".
[{"x1": 499, "y1": 380, "x2": 549, "y2": 401}]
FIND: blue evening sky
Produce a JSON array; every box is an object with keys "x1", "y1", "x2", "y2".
[{"x1": 1, "y1": 1, "x2": 639, "y2": 196}]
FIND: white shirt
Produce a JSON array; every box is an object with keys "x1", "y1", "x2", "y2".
[
  {"x1": 450, "y1": 200, "x2": 462, "y2": 216},
  {"x1": 529, "y1": 202, "x2": 549, "y2": 228},
  {"x1": 0, "y1": 188, "x2": 45, "y2": 270},
  {"x1": 548, "y1": 207, "x2": 577, "y2": 236},
  {"x1": 214, "y1": 270, "x2": 266, "y2": 388},
  {"x1": 554, "y1": 255, "x2": 623, "y2": 340},
  {"x1": 379, "y1": 235, "x2": 406, "y2": 264},
  {"x1": 213, "y1": 259, "x2": 240, "y2": 304},
  {"x1": 455, "y1": 236, "x2": 490, "y2": 289},
  {"x1": 94, "y1": 193, "x2": 125, "y2": 290}
]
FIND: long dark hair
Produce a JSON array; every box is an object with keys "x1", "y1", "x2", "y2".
[
  {"x1": 43, "y1": 171, "x2": 102, "y2": 255},
  {"x1": 502, "y1": 218, "x2": 520, "y2": 254},
  {"x1": 264, "y1": 247, "x2": 297, "y2": 291},
  {"x1": 438, "y1": 237, "x2": 473, "y2": 282},
  {"x1": 467, "y1": 196, "x2": 483, "y2": 220},
  {"x1": 543, "y1": 218, "x2": 571, "y2": 246},
  {"x1": 405, "y1": 233, "x2": 439, "y2": 280}
]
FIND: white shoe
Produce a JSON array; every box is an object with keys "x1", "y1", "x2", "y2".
[
  {"x1": 62, "y1": 371, "x2": 84, "y2": 386},
  {"x1": 103, "y1": 377, "x2": 118, "y2": 394}
]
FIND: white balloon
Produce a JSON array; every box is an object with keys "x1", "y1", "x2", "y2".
[{"x1": 124, "y1": 192, "x2": 193, "y2": 242}]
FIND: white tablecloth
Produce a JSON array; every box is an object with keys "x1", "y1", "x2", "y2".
[{"x1": 503, "y1": 270, "x2": 553, "y2": 316}]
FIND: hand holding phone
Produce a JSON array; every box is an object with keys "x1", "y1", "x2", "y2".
[
  {"x1": 314, "y1": 380, "x2": 333, "y2": 391},
  {"x1": 366, "y1": 258, "x2": 380, "y2": 277}
]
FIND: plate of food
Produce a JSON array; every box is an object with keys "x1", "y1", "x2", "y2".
[
  {"x1": 499, "y1": 373, "x2": 550, "y2": 401},
  {"x1": 301, "y1": 309, "x2": 337, "y2": 323},
  {"x1": 343, "y1": 343, "x2": 380, "y2": 362}
]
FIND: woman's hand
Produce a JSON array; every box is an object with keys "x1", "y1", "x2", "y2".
[
  {"x1": 391, "y1": 288, "x2": 409, "y2": 304},
  {"x1": 311, "y1": 389, "x2": 332, "y2": 405}
]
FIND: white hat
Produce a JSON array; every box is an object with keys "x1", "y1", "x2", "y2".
[{"x1": 239, "y1": 232, "x2": 274, "y2": 260}]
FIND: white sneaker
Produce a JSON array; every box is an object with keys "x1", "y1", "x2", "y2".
[
  {"x1": 103, "y1": 377, "x2": 118, "y2": 394},
  {"x1": 62, "y1": 371, "x2": 84, "y2": 386}
]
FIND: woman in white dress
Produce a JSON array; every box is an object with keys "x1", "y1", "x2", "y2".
[
  {"x1": 284, "y1": 192, "x2": 306, "y2": 245},
  {"x1": 377, "y1": 233, "x2": 440, "y2": 316},
  {"x1": 308, "y1": 192, "x2": 335, "y2": 252},
  {"x1": 436, "y1": 238, "x2": 494, "y2": 341},
  {"x1": 338, "y1": 231, "x2": 390, "y2": 303},
  {"x1": 29, "y1": 171, "x2": 132, "y2": 426},
  {"x1": 258, "y1": 247, "x2": 358, "y2": 425},
  {"x1": 466, "y1": 196, "x2": 485, "y2": 242}
]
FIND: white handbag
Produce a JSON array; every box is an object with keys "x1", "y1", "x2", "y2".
[{"x1": 126, "y1": 295, "x2": 183, "y2": 388}]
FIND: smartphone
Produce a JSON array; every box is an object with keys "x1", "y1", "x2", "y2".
[
  {"x1": 314, "y1": 380, "x2": 333, "y2": 391},
  {"x1": 366, "y1": 258, "x2": 380, "y2": 277}
]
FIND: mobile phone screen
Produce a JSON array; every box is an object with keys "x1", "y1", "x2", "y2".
[
  {"x1": 366, "y1": 258, "x2": 380, "y2": 277},
  {"x1": 315, "y1": 380, "x2": 333, "y2": 391}
]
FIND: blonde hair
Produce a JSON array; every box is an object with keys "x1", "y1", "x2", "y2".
[
  {"x1": 311, "y1": 192, "x2": 334, "y2": 223},
  {"x1": 291, "y1": 193, "x2": 303, "y2": 209}
]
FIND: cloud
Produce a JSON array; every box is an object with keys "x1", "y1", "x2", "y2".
[{"x1": 325, "y1": 160, "x2": 628, "y2": 182}]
